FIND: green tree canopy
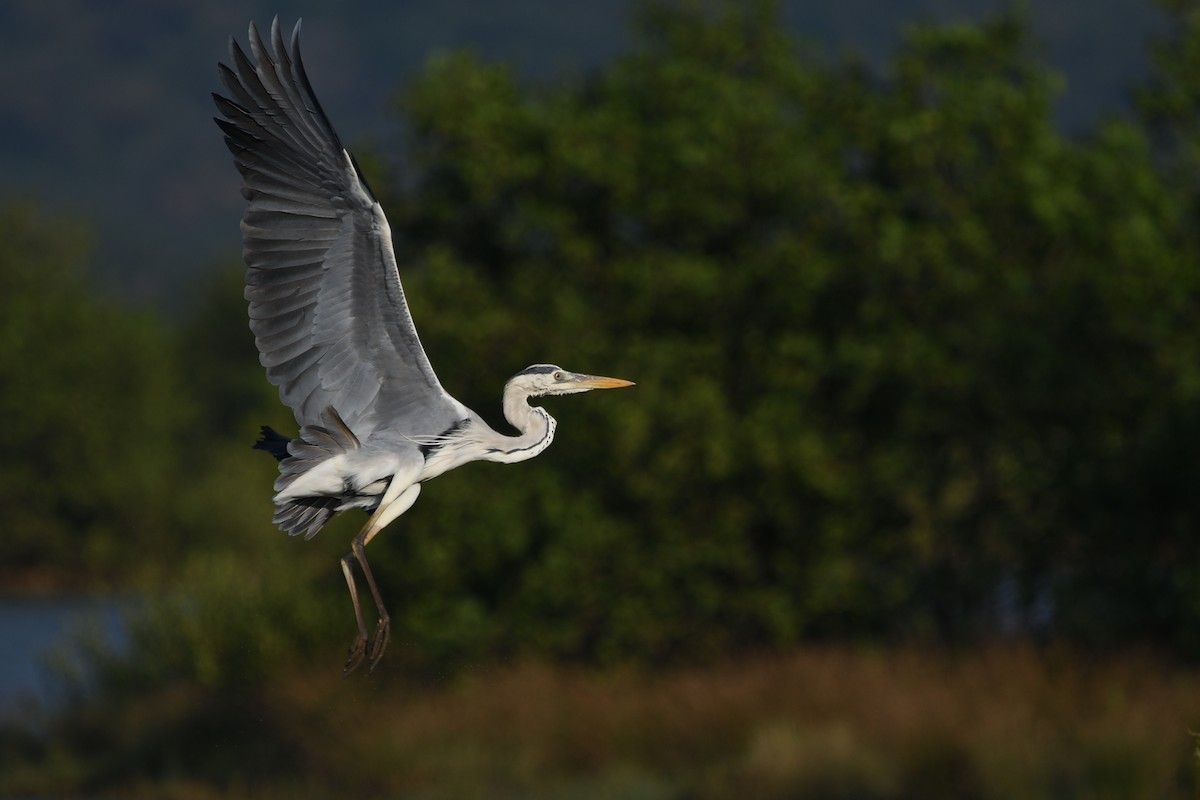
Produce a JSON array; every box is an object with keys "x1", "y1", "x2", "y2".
[{"x1": 362, "y1": 1, "x2": 1200, "y2": 663}]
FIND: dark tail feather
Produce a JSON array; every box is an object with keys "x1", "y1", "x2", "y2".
[
  {"x1": 257, "y1": 409, "x2": 360, "y2": 540},
  {"x1": 273, "y1": 496, "x2": 338, "y2": 540},
  {"x1": 253, "y1": 425, "x2": 292, "y2": 461}
]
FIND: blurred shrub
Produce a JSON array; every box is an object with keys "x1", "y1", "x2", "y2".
[
  {"x1": 72, "y1": 549, "x2": 342, "y2": 696},
  {"x1": 127, "y1": 552, "x2": 322, "y2": 690},
  {"x1": 0, "y1": 203, "x2": 190, "y2": 584}
]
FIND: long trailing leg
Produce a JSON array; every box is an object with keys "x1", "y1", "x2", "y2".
[
  {"x1": 358, "y1": 527, "x2": 393, "y2": 670},
  {"x1": 340, "y1": 547, "x2": 370, "y2": 675},
  {"x1": 340, "y1": 480, "x2": 422, "y2": 675}
]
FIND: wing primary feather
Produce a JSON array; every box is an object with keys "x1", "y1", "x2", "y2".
[
  {"x1": 249, "y1": 21, "x2": 328, "y2": 157},
  {"x1": 268, "y1": 19, "x2": 335, "y2": 155},
  {"x1": 284, "y1": 21, "x2": 348, "y2": 159},
  {"x1": 232, "y1": 26, "x2": 315, "y2": 158}
]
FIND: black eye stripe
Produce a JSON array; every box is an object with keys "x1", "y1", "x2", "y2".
[{"x1": 517, "y1": 364, "x2": 560, "y2": 376}]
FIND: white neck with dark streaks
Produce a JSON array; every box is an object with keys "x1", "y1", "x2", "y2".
[
  {"x1": 419, "y1": 384, "x2": 557, "y2": 481},
  {"x1": 483, "y1": 384, "x2": 557, "y2": 464}
]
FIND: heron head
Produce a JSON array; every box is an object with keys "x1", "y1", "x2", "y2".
[{"x1": 508, "y1": 364, "x2": 635, "y2": 397}]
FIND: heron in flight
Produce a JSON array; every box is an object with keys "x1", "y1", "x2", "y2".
[{"x1": 213, "y1": 19, "x2": 633, "y2": 674}]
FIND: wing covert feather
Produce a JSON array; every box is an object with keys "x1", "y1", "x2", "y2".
[{"x1": 213, "y1": 18, "x2": 467, "y2": 436}]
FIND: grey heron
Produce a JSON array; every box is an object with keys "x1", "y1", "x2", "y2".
[{"x1": 213, "y1": 19, "x2": 634, "y2": 674}]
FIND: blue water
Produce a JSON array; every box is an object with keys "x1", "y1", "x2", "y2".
[{"x1": 0, "y1": 595, "x2": 130, "y2": 715}]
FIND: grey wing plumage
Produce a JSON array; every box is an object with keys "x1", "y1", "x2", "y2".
[{"x1": 213, "y1": 18, "x2": 467, "y2": 437}]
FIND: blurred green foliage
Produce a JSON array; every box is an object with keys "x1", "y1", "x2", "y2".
[
  {"x1": 381, "y1": 0, "x2": 1200, "y2": 666},
  {"x1": 0, "y1": 205, "x2": 189, "y2": 583},
  {"x1": 4, "y1": 0, "x2": 1200, "y2": 682}
]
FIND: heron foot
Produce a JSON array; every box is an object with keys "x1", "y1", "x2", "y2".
[
  {"x1": 343, "y1": 633, "x2": 367, "y2": 676},
  {"x1": 366, "y1": 616, "x2": 390, "y2": 673}
]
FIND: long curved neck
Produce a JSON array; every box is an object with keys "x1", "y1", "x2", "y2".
[
  {"x1": 418, "y1": 384, "x2": 557, "y2": 480},
  {"x1": 482, "y1": 383, "x2": 557, "y2": 464}
]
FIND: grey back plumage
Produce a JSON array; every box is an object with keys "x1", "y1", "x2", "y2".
[{"x1": 213, "y1": 18, "x2": 467, "y2": 437}]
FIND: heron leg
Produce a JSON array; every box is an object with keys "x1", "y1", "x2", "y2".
[
  {"x1": 340, "y1": 519, "x2": 385, "y2": 676},
  {"x1": 340, "y1": 552, "x2": 369, "y2": 675},
  {"x1": 340, "y1": 480, "x2": 422, "y2": 675},
  {"x1": 349, "y1": 532, "x2": 389, "y2": 672}
]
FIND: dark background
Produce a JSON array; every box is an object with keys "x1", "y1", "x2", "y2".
[{"x1": 0, "y1": 0, "x2": 1162, "y2": 303}]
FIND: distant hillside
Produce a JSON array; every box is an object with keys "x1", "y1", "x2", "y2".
[{"x1": 0, "y1": 0, "x2": 1163, "y2": 306}]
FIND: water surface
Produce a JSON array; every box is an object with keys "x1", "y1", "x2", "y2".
[{"x1": 0, "y1": 595, "x2": 130, "y2": 715}]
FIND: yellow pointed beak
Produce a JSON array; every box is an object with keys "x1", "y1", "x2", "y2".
[{"x1": 575, "y1": 374, "x2": 636, "y2": 390}]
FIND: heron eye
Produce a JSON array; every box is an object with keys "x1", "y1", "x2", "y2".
[{"x1": 553, "y1": 371, "x2": 564, "y2": 381}]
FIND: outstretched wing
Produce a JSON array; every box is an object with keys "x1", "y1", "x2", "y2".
[{"x1": 213, "y1": 18, "x2": 467, "y2": 437}]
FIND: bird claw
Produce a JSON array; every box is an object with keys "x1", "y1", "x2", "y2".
[
  {"x1": 366, "y1": 616, "x2": 390, "y2": 673},
  {"x1": 343, "y1": 633, "x2": 367, "y2": 676}
]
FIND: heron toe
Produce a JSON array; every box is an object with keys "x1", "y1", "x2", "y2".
[
  {"x1": 367, "y1": 617, "x2": 391, "y2": 673},
  {"x1": 343, "y1": 633, "x2": 367, "y2": 676}
]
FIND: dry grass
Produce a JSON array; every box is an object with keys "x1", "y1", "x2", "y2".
[
  {"x1": 7, "y1": 645, "x2": 1200, "y2": 799},
  {"x1": 269, "y1": 646, "x2": 1200, "y2": 798}
]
